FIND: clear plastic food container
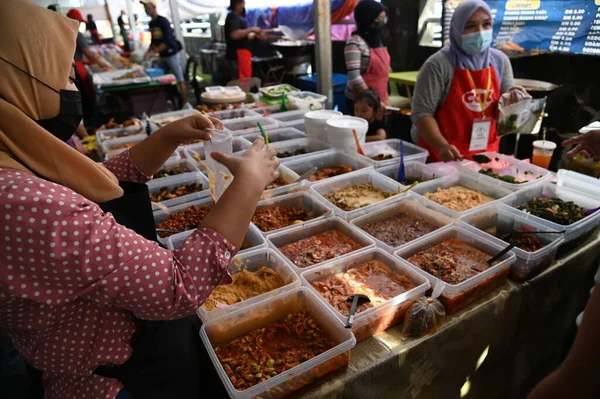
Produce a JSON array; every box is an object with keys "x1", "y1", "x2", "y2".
[
  {"x1": 270, "y1": 138, "x2": 333, "y2": 161},
  {"x1": 395, "y1": 225, "x2": 515, "y2": 314},
  {"x1": 457, "y1": 151, "x2": 551, "y2": 191},
  {"x1": 310, "y1": 169, "x2": 405, "y2": 220},
  {"x1": 200, "y1": 287, "x2": 356, "y2": 399},
  {"x1": 376, "y1": 161, "x2": 457, "y2": 191},
  {"x1": 301, "y1": 248, "x2": 430, "y2": 341},
  {"x1": 270, "y1": 109, "x2": 309, "y2": 124},
  {"x1": 258, "y1": 83, "x2": 300, "y2": 99},
  {"x1": 285, "y1": 119, "x2": 306, "y2": 132},
  {"x1": 165, "y1": 221, "x2": 266, "y2": 256},
  {"x1": 152, "y1": 158, "x2": 200, "y2": 187},
  {"x1": 101, "y1": 134, "x2": 146, "y2": 157},
  {"x1": 154, "y1": 196, "x2": 214, "y2": 246},
  {"x1": 222, "y1": 117, "x2": 279, "y2": 136},
  {"x1": 211, "y1": 108, "x2": 260, "y2": 121},
  {"x1": 242, "y1": 127, "x2": 306, "y2": 144},
  {"x1": 412, "y1": 171, "x2": 513, "y2": 219},
  {"x1": 267, "y1": 217, "x2": 375, "y2": 275},
  {"x1": 556, "y1": 169, "x2": 600, "y2": 197},
  {"x1": 499, "y1": 182, "x2": 600, "y2": 254},
  {"x1": 458, "y1": 204, "x2": 565, "y2": 281},
  {"x1": 147, "y1": 171, "x2": 210, "y2": 211},
  {"x1": 260, "y1": 164, "x2": 302, "y2": 200},
  {"x1": 150, "y1": 108, "x2": 201, "y2": 126},
  {"x1": 96, "y1": 123, "x2": 145, "y2": 143},
  {"x1": 287, "y1": 91, "x2": 328, "y2": 110},
  {"x1": 361, "y1": 139, "x2": 429, "y2": 168},
  {"x1": 281, "y1": 150, "x2": 374, "y2": 187},
  {"x1": 350, "y1": 192, "x2": 454, "y2": 254},
  {"x1": 197, "y1": 248, "x2": 301, "y2": 323},
  {"x1": 253, "y1": 191, "x2": 334, "y2": 235}
]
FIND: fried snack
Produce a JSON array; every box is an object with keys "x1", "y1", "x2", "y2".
[
  {"x1": 307, "y1": 165, "x2": 353, "y2": 182},
  {"x1": 424, "y1": 186, "x2": 494, "y2": 212},
  {"x1": 324, "y1": 184, "x2": 396, "y2": 211},
  {"x1": 150, "y1": 183, "x2": 204, "y2": 202},
  {"x1": 156, "y1": 205, "x2": 211, "y2": 237},
  {"x1": 279, "y1": 230, "x2": 362, "y2": 268}
]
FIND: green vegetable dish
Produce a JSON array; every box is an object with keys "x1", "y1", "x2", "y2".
[
  {"x1": 265, "y1": 85, "x2": 297, "y2": 96},
  {"x1": 498, "y1": 114, "x2": 518, "y2": 135},
  {"x1": 516, "y1": 197, "x2": 585, "y2": 225}
]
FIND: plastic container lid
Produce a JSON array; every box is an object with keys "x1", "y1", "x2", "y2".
[
  {"x1": 199, "y1": 287, "x2": 356, "y2": 399},
  {"x1": 300, "y1": 248, "x2": 430, "y2": 341},
  {"x1": 556, "y1": 169, "x2": 600, "y2": 198},
  {"x1": 196, "y1": 248, "x2": 301, "y2": 323},
  {"x1": 304, "y1": 110, "x2": 343, "y2": 121},
  {"x1": 532, "y1": 140, "x2": 557, "y2": 150}
]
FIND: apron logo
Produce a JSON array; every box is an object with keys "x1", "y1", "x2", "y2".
[{"x1": 462, "y1": 89, "x2": 494, "y2": 112}]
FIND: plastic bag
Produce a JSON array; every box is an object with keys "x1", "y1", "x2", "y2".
[
  {"x1": 497, "y1": 90, "x2": 533, "y2": 136},
  {"x1": 402, "y1": 282, "x2": 446, "y2": 337}
]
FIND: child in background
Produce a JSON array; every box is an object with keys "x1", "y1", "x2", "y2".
[{"x1": 354, "y1": 88, "x2": 387, "y2": 142}]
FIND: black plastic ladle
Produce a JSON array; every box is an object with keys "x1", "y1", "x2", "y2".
[
  {"x1": 486, "y1": 230, "x2": 566, "y2": 265},
  {"x1": 345, "y1": 294, "x2": 371, "y2": 328}
]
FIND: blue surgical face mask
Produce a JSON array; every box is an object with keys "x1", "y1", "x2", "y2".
[{"x1": 461, "y1": 30, "x2": 493, "y2": 55}]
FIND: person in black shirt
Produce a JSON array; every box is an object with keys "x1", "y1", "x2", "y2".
[
  {"x1": 354, "y1": 88, "x2": 387, "y2": 141},
  {"x1": 86, "y1": 14, "x2": 103, "y2": 44},
  {"x1": 117, "y1": 10, "x2": 131, "y2": 52},
  {"x1": 225, "y1": 0, "x2": 262, "y2": 80},
  {"x1": 142, "y1": 0, "x2": 188, "y2": 105}
]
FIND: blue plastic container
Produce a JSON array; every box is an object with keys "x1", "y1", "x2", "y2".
[
  {"x1": 145, "y1": 67, "x2": 165, "y2": 78},
  {"x1": 298, "y1": 74, "x2": 349, "y2": 114}
]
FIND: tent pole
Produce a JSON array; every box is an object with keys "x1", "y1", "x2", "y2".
[
  {"x1": 313, "y1": 0, "x2": 333, "y2": 108},
  {"x1": 126, "y1": 0, "x2": 138, "y2": 50},
  {"x1": 169, "y1": 0, "x2": 187, "y2": 54}
]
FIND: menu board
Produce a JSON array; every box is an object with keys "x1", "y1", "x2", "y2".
[{"x1": 443, "y1": 0, "x2": 600, "y2": 55}]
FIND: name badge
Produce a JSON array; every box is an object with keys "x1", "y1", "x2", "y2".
[{"x1": 469, "y1": 118, "x2": 492, "y2": 152}]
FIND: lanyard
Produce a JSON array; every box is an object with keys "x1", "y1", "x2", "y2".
[{"x1": 465, "y1": 68, "x2": 492, "y2": 118}]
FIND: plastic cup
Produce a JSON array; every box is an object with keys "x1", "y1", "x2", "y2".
[
  {"x1": 532, "y1": 140, "x2": 557, "y2": 169},
  {"x1": 204, "y1": 129, "x2": 233, "y2": 202}
]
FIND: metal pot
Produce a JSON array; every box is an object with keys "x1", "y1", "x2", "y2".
[{"x1": 514, "y1": 78, "x2": 560, "y2": 99}]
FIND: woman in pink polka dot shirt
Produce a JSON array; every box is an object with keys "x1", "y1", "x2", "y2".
[{"x1": 0, "y1": 2, "x2": 279, "y2": 398}]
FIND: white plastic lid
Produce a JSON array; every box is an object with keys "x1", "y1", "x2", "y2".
[
  {"x1": 532, "y1": 140, "x2": 557, "y2": 150},
  {"x1": 305, "y1": 110, "x2": 343, "y2": 120},
  {"x1": 327, "y1": 116, "x2": 368, "y2": 129}
]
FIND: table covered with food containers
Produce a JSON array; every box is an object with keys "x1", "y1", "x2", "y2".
[{"x1": 91, "y1": 87, "x2": 600, "y2": 399}]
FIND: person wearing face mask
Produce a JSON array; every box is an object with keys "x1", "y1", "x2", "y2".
[
  {"x1": 225, "y1": 0, "x2": 262, "y2": 80},
  {"x1": 411, "y1": 0, "x2": 524, "y2": 162},
  {"x1": 344, "y1": 0, "x2": 390, "y2": 114},
  {"x1": 0, "y1": 2, "x2": 280, "y2": 398}
]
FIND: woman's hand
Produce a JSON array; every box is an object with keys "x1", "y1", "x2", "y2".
[
  {"x1": 562, "y1": 130, "x2": 600, "y2": 158},
  {"x1": 212, "y1": 137, "x2": 279, "y2": 189},
  {"x1": 436, "y1": 144, "x2": 463, "y2": 162},
  {"x1": 156, "y1": 114, "x2": 224, "y2": 146}
]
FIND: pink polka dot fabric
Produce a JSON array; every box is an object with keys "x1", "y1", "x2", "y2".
[{"x1": 0, "y1": 151, "x2": 236, "y2": 399}]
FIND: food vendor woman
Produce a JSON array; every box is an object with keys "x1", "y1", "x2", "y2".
[
  {"x1": 411, "y1": 0, "x2": 522, "y2": 162},
  {"x1": 0, "y1": 2, "x2": 279, "y2": 398},
  {"x1": 344, "y1": 0, "x2": 390, "y2": 112}
]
